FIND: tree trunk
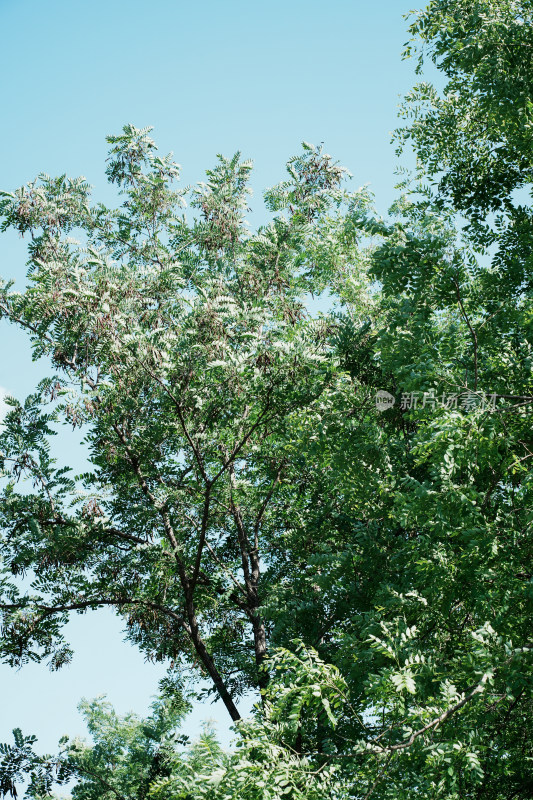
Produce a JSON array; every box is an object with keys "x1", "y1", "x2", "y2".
[{"x1": 185, "y1": 597, "x2": 241, "y2": 722}]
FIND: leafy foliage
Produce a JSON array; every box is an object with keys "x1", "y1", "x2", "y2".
[{"x1": 1, "y1": 1, "x2": 533, "y2": 797}]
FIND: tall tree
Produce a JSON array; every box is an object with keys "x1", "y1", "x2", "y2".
[
  {"x1": 1, "y1": 1, "x2": 533, "y2": 797},
  {"x1": 0, "y1": 130, "x2": 365, "y2": 723}
]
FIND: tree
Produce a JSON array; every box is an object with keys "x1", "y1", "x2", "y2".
[
  {"x1": 399, "y1": 0, "x2": 533, "y2": 220},
  {"x1": 1, "y1": 1, "x2": 533, "y2": 797},
  {"x1": 0, "y1": 129, "x2": 367, "y2": 724},
  {"x1": 0, "y1": 665, "x2": 342, "y2": 800},
  {"x1": 0, "y1": 696, "x2": 189, "y2": 800}
]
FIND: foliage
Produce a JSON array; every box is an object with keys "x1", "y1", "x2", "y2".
[
  {"x1": 1, "y1": 1, "x2": 533, "y2": 798},
  {"x1": 0, "y1": 129, "x2": 366, "y2": 721},
  {"x1": 0, "y1": 663, "x2": 341, "y2": 800}
]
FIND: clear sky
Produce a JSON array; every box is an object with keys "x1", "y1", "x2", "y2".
[{"x1": 0, "y1": 0, "x2": 438, "y2": 759}]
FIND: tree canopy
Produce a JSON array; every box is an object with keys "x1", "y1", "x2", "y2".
[{"x1": 0, "y1": 0, "x2": 532, "y2": 798}]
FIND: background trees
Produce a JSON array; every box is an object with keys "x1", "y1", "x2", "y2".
[{"x1": 0, "y1": 1, "x2": 532, "y2": 798}]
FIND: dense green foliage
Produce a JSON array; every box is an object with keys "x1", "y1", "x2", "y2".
[{"x1": 0, "y1": 0, "x2": 532, "y2": 797}]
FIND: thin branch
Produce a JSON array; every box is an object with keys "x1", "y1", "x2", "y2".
[
  {"x1": 253, "y1": 460, "x2": 285, "y2": 549},
  {"x1": 0, "y1": 596, "x2": 189, "y2": 632},
  {"x1": 227, "y1": 462, "x2": 253, "y2": 590},
  {"x1": 133, "y1": 360, "x2": 208, "y2": 483},
  {"x1": 361, "y1": 753, "x2": 393, "y2": 800},
  {"x1": 364, "y1": 644, "x2": 532, "y2": 755},
  {"x1": 203, "y1": 539, "x2": 248, "y2": 598},
  {"x1": 191, "y1": 486, "x2": 212, "y2": 587},
  {"x1": 212, "y1": 397, "x2": 274, "y2": 483},
  {"x1": 110, "y1": 422, "x2": 186, "y2": 569},
  {"x1": 453, "y1": 277, "x2": 478, "y2": 391}
]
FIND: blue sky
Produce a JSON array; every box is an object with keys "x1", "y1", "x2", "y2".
[{"x1": 0, "y1": 0, "x2": 437, "y2": 759}]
